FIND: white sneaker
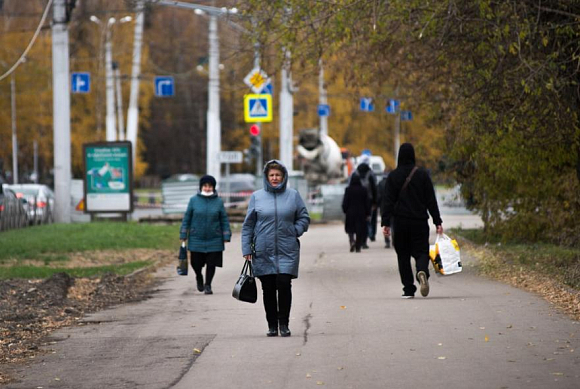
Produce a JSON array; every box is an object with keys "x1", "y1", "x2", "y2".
[{"x1": 401, "y1": 294, "x2": 414, "y2": 299}]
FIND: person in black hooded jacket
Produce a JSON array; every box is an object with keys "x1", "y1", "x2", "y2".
[
  {"x1": 381, "y1": 143, "x2": 443, "y2": 298},
  {"x1": 342, "y1": 174, "x2": 371, "y2": 252}
]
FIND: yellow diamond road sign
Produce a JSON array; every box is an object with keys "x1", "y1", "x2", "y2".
[
  {"x1": 244, "y1": 94, "x2": 272, "y2": 123},
  {"x1": 244, "y1": 68, "x2": 269, "y2": 93}
]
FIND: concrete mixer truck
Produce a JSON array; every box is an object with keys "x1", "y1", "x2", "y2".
[{"x1": 296, "y1": 128, "x2": 345, "y2": 184}]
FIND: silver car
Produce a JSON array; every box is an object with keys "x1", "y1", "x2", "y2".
[{"x1": 6, "y1": 184, "x2": 55, "y2": 225}]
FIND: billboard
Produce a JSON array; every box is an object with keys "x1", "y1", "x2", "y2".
[{"x1": 83, "y1": 142, "x2": 133, "y2": 213}]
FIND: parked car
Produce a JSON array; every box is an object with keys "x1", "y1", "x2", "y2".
[
  {"x1": 0, "y1": 184, "x2": 28, "y2": 231},
  {"x1": 6, "y1": 184, "x2": 55, "y2": 225},
  {"x1": 220, "y1": 173, "x2": 256, "y2": 203}
]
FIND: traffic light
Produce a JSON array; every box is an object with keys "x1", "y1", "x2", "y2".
[
  {"x1": 250, "y1": 124, "x2": 260, "y2": 136},
  {"x1": 250, "y1": 132, "x2": 261, "y2": 155}
]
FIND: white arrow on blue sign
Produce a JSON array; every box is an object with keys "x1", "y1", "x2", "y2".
[
  {"x1": 401, "y1": 111, "x2": 413, "y2": 121},
  {"x1": 360, "y1": 98, "x2": 374, "y2": 112},
  {"x1": 155, "y1": 76, "x2": 175, "y2": 97},
  {"x1": 317, "y1": 104, "x2": 330, "y2": 117},
  {"x1": 386, "y1": 99, "x2": 400, "y2": 114},
  {"x1": 71, "y1": 72, "x2": 90, "y2": 93}
]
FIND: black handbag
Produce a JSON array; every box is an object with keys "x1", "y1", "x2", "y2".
[
  {"x1": 177, "y1": 242, "x2": 188, "y2": 276},
  {"x1": 232, "y1": 261, "x2": 257, "y2": 303}
]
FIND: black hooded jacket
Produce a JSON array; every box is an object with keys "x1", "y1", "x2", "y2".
[
  {"x1": 342, "y1": 174, "x2": 371, "y2": 234},
  {"x1": 380, "y1": 143, "x2": 442, "y2": 227}
]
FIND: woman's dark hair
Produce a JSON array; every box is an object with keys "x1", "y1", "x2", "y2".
[{"x1": 265, "y1": 163, "x2": 285, "y2": 178}]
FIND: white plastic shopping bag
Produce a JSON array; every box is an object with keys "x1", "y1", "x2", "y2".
[{"x1": 430, "y1": 234, "x2": 462, "y2": 275}]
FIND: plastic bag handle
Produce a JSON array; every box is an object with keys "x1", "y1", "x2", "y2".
[{"x1": 435, "y1": 233, "x2": 451, "y2": 243}]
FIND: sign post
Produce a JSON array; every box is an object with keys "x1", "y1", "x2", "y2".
[
  {"x1": 83, "y1": 141, "x2": 133, "y2": 220},
  {"x1": 218, "y1": 151, "x2": 243, "y2": 205}
]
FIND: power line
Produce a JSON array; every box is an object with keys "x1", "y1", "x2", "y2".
[{"x1": 0, "y1": 0, "x2": 53, "y2": 82}]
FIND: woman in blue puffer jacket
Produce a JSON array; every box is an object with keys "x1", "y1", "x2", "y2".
[
  {"x1": 180, "y1": 175, "x2": 231, "y2": 295},
  {"x1": 242, "y1": 160, "x2": 310, "y2": 337}
]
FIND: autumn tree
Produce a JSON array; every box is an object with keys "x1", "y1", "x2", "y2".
[{"x1": 242, "y1": 0, "x2": 580, "y2": 246}]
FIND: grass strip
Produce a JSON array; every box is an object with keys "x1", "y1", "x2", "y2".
[
  {"x1": 453, "y1": 228, "x2": 580, "y2": 290},
  {"x1": 0, "y1": 260, "x2": 152, "y2": 280},
  {"x1": 0, "y1": 222, "x2": 178, "y2": 262}
]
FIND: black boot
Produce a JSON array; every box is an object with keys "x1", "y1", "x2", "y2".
[
  {"x1": 196, "y1": 275, "x2": 204, "y2": 292},
  {"x1": 267, "y1": 325, "x2": 278, "y2": 337},
  {"x1": 204, "y1": 285, "x2": 213, "y2": 295},
  {"x1": 279, "y1": 324, "x2": 291, "y2": 337}
]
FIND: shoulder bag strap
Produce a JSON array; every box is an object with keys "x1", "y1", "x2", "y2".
[{"x1": 399, "y1": 166, "x2": 418, "y2": 197}]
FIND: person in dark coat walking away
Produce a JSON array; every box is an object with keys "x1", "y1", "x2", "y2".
[
  {"x1": 352, "y1": 155, "x2": 378, "y2": 248},
  {"x1": 241, "y1": 160, "x2": 310, "y2": 337},
  {"x1": 381, "y1": 143, "x2": 443, "y2": 298},
  {"x1": 377, "y1": 170, "x2": 391, "y2": 248},
  {"x1": 342, "y1": 174, "x2": 371, "y2": 252},
  {"x1": 180, "y1": 175, "x2": 231, "y2": 295}
]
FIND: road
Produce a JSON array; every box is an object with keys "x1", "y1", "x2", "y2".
[{"x1": 6, "y1": 211, "x2": 580, "y2": 389}]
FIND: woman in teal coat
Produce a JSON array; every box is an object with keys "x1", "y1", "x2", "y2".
[{"x1": 180, "y1": 175, "x2": 231, "y2": 294}]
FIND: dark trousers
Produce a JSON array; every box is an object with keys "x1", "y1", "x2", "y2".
[
  {"x1": 367, "y1": 208, "x2": 378, "y2": 242},
  {"x1": 191, "y1": 258, "x2": 216, "y2": 286},
  {"x1": 258, "y1": 274, "x2": 292, "y2": 327},
  {"x1": 393, "y1": 218, "x2": 430, "y2": 296}
]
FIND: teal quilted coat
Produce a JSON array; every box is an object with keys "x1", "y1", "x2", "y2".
[{"x1": 180, "y1": 192, "x2": 231, "y2": 253}]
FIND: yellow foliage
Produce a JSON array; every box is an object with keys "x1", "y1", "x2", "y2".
[{"x1": 0, "y1": 1, "x2": 153, "y2": 181}]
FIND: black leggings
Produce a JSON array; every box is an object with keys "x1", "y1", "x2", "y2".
[
  {"x1": 258, "y1": 274, "x2": 292, "y2": 327},
  {"x1": 190, "y1": 255, "x2": 216, "y2": 286}
]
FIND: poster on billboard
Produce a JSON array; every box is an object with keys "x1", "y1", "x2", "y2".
[{"x1": 83, "y1": 142, "x2": 133, "y2": 213}]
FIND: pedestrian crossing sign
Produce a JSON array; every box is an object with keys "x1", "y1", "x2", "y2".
[{"x1": 244, "y1": 94, "x2": 273, "y2": 123}]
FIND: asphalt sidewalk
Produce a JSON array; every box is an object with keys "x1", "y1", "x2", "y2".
[{"x1": 6, "y1": 213, "x2": 579, "y2": 389}]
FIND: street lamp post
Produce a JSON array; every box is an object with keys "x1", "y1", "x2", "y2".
[
  {"x1": 11, "y1": 73, "x2": 18, "y2": 184},
  {"x1": 113, "y1": 62, "x2": 126, "y2": 140},
  {"x1": 90, "y1": 15, "x2": 132, "y2": 142},
  {"x1": 207, "y1": 14, "x2": 221, "y2": 183},
  {"x1": 156, "y1": 1, "x2": 239, "y2": 184}
]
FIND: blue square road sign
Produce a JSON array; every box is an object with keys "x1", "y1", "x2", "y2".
[
  {"x1": 318, "y1": 104, "x2": 330, "y2": 117},
  {"x1": 360, "y1": 98, "x2": 374, "y2": 112},
  {"x1": 71, "y1": 72, "x2": 90, "y2": 93},
  {"x1": 155, "y1": 76, "x2": 175, "y2": 97},
  {"x1": 386, "y1": 99, "x2": 400, "y2": 114}
]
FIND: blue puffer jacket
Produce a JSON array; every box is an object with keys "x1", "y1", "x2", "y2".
[
  {"x1": 241, "y1": 160, "x2": 310, "y2": 278},
  {"x1": 180, "y1": 192, "x2": 231, "y2": 253}
]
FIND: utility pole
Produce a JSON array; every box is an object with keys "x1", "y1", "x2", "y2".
[
  {"x1": 11, "y1": 73, "x2": 18, "y2": 184},
  {"x1": 394, "y1": 110, "x2": 401, "y2": 164},
  {"x1": 114, "y1": 62, "x2": 125, "y2": 141},
  {"x1": 33, "y1": 140, "x2": 38, "y2": 183},
  {"x1": 52, "y1": 0, "x2": 71, "y2": 223},
  {"x1": 105, "y1": 18, "x2": 116, "y2": 141},
  {"x1": 318, "y1": 59, "x2": 328, "y2": 137},
  {"x1": 126, "y1": 0, "x2": 144, "y2": 172},
  {"x1": 207, "y1": 14, "x2": 221, "y2": 183},
  {"x1": 279, "y1": 48, "x2": 293, "y2": 171}
]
